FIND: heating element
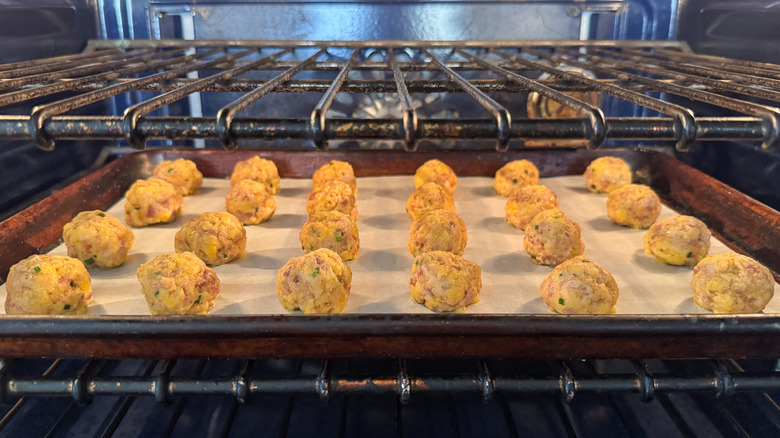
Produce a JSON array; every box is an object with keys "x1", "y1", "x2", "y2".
[{"x1": 1, "y1": 40, "x2": 779, "y2": 153}]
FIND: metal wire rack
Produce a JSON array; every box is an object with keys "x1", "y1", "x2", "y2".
[
  {"x1": 0, "y1": 358, "x2": 778, "y2": 437},
  {"x1": 1, "y1": 39, "x2": 780, "y2": 152}
]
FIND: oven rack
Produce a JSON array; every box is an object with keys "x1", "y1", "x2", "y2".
[
  {"x1": 0, "y1": 358, "x2": 778, "y2": 437},
  {"x1": 1, "y1": 40, "x2": 779, "y2": 152}
]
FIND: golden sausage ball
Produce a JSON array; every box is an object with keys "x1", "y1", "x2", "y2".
[
  {"x1": 408, "y1": 210, "x2": 468, "y2": 257},
  {"x1": 414, "y1": 159, "x2": 457, "y2": 194},
  {"x1": 406, "y1": 182, "x2": 456, "y2": 221},
  {"x1": 644, "y1": 215, "x2": 711, "y2": 266},
  {"x1": 494, "y1": 160, "x2": 540, "y2": 197},
  {"x1": 153, "y1": 158, "x2": 203, "y2": 196},
  {"x1": 136, "y1": 252, "x2": 221, "y2": 315},
  {"x1": 505, "y1": 185, "x2": 559, "y2": 230},
  {"x1": 5, "y1": 254, "x2": 92, "y2": 315},
  {"x1": 313, "y1": 160, "x2": 357, "y2": 196},
  {"x1": 299, "y1": 211, "x2": 360, "y2": 261},
  {"x1": 306, "y1": 180, "x2": 359, "y2": 221},
  {"x1": 410, "y1": 251, "x2": 482, "y2": 312},
  {"x1": 584, "y1": 156, "x2": 631, "y2": 194},
  {"x1": 276, "y1": 248, "x2": 352, "y2": 314},
  {"x1": 229, "y1": 156, "x2": 280, "y2": 194},
  {"x1": 225, "y1": 179, "x2": 277, "y2": 225},
  {"x1": 174, "y1": 212, "x2": 247, "y2": 266},
  {"x1": 124, "y1": 178, "x2": 183, "y2": 227},
  {"x1": 524, "y1": 209, "x2": 585, "y2": 266},
  {"x1": 540, "y1": 256, "x2": 619, "y2": 314},
  {"x1": 691, "y1": 253, "x2": 774, "y2": 314},
  {"x1": 606, "y1": 184, "x2": 662, "y2": 229},
  {"x1": 63, "y1": 210, "x2": 135, "y2": 269}
]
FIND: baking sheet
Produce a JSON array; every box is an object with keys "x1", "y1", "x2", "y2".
[{"x1": 2, "y1": 175, "x2": 778, "y2": 315}]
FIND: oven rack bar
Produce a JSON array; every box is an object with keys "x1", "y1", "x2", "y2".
[
  {"x1": 1, "y1": 40, "x2": 779, "y2": 151},
  {"x1": 0, "y1": 358, "x2": 778, "y2": 405}
]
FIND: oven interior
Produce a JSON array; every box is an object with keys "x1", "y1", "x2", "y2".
[{"x1": 1, "y1": 0, "x2": 779, "y2": 436}]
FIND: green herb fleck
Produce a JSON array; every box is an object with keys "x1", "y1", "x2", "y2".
[
  {"x1": 84, "y1": 257, "x2": 95, "y2": 265},
  {"x1": 415, "y1": 260, "x2": 419, "y2": 266},
  {"x1": 512, "y1": 178, "x2": 518, "y2": 184},
  {"x1": 535, "y1": 225, "x2": 539, "y2": 230},
  {"x1": 659, "y1": 249, "x2": 665, "y2": 252},
  {"x1": 530, "y1": 255, "x2": 537, "y2": 259},
  {"x1": 222, "y1": 253, "x2": 228, "y2": 258},
  {"x1": 154, "y1": 290, "x2": 160, "y2": 296},
  {"x1": 558, "y1": 273, "x2": 563, "y2": 277},
  {"x1": 552, "y1": 215, "x2": 559, "y2": 219},
  {"x1": 524, "y1": 169, "x2": 528, "y2": 175},
  {"x1": 329, "y1": 161, "x2": 334, "y2": 165},
  {"x1": 70, "y1": 280, "x2": 76, "y2": 287},
  {"x1": 686, "y1": 251, "x2": 693, "y2": 258},
  {"x1": 581, "y1": 260, "x2": 590, "y2": 263},
  {"x1": 154, "y1": 271, "x2": 161, "y2": 276},
  {"x1": 255, "y1": 207, "x2": 259, "y2": 213},
  {"x1": 33, "y1": 266, "x2": 41, "y2": 274},
  {"x1": 167, "y1": 167, "x2": 174, "y2": 173},
  {"x1": 312, "y1": 267, "x2": 320, "y2": 278},
  {"x1": 194, "y1": 294, "x2": 202, "y2": 304},
  {"x1": 309, "y1": 245, "x2": 315, "y2": 251},
  {"x1": 591, "y1": 168, "x2": 595, "y2": 173},
  {"x1": 97, "y1": 212, "x2": 105, "y2": 217},
  {"x1": 301, "y1": 245, "x2": 305, "y2": 250},
  {"x1": 334, "y1": 231, "x2": 343, "y2": 242},
  {"x1": 134, "y1": 205, "x2": 140, "y2": 210},
  {"x1": 270, "y1": 183, "x2": 273, "y2": 188},
  {"x1": 591, "y1": 184, "x2": 596, "y2": 189},
  {"x1": 558, "y1": 298, "x2": 565, "y2": 306},
  {"x1": 63, "y1": 304, "x2": 71, "y2": 310}
]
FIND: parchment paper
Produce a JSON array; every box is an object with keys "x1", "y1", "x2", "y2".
[{"x1": 2, "y1": 175, "x2": 778, "y2": 315}]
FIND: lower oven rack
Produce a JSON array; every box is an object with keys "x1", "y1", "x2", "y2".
[{"x1": 0, "y1": 39, "x2": 779, "y2": 151}]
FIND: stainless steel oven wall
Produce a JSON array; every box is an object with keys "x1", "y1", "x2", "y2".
[{"x1": 98, "y1": 0, "x2": 678, "y2": 42}]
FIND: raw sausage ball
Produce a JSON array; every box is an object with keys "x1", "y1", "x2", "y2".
[
  {"x1": 306, "y1": 180, "x2": 359, "y2": 221},
  {"x1": 63, "y1": 210, "x2": 135, "y2": 269},
  {"x1": 225, "y1": 179, "x2": 277, "y2": 225},
  {"x1": 505, "y1": 185, "x2": 559, "y2": 230},
  {"x1": 136, "y1": 252, "x2": 221, "y2": 315},
  {"x1": 410, "y1": 251, "x2": 482, "y2": 312},
  {"x1": 406, "y1": 182, "x2": 456, "y2": 221},
  {"x1": 313, "y1": 160, "x2": 357, "y2": 196},
  {"x1": 691, "y1": 253, "x2": 775, "y2": 314},
  {"x1": 174, "y1": 212, "x2": 247, "y2": 266},
  {"x1": 276, "y1": 248, "x2": 352, "y2": 314},
  {"x1": 230, "y1": 156, "x2": 280, "y2": 194},
  {"x1": 299, "y1": 211, "x2": 360, "y2": 261},
  {"x1": 644, "y1": 215, "x2": 711, "y2": 266},
  {"x1": 494, "y1": 160, "x2": 540, "y2": 196},
  {"x1": 539, "y1": 256, "x2": 619, "y2": 314},
  {"x1": 124, "y1": 178, "x2": 183, "y2": 227},
  {"x1": 524, "y1": 209, "x2": 585, "y2": 266},
  {"x1": 153, "y1": 158, "x2": 203, "y2": 196},
  {"x1": 584, "y1": 156, "x2": 631, "y2": 194},
  {"x1": 606, "y1": 184, "x2": 662, "y2": 229},
  {"x1": 414, "y1": 159, "x2": 457, "y2": 194},
  {"x1": 408, "y1": 210, "x2": 468, "y2": 257},
  {"x1": 5, "y1": 254, "x2": 92, "y2": 315}
]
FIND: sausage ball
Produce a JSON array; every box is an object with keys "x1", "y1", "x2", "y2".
[
  {"x1": 136, "y1": 252, "x2": 221, "y2": 315},
  {"x1": 306, "y1": 180, "x2": 359, "y2": 221},
  {"x1": 229, "y1": 156, "x2": 280, "y2": 194},
  {"x1": 524, "y1": 209, "x2": 585, "y2": 266},
  {"x1": 584, "y1": 156, "x2": 631, "y2": 194},
  {"x1": 63, "y1": 210, "x2": 135, "y2": 269},
  {"x1": 313, "y1": 160, "x2": 358, "y2": 196},
  {"x1": 494, "y1": 160, "x2": 540, "y2": 197},
  {"x1": 540, "y1": 256, "x2": 619, "y2": 314},
  {"x1": 276, "y1": 248, "x2": 352, "y2": 314},
  {"x1": 410, "y1": 251, "x2": 482, "y2": 312},
  {"x1": 644, "y1": 215, "x2": 711, "y2": 267},
  {"x1": 408, "y1": 210, "x2": 468, "y2": 257},
  {"x1": 606, "y1": 184, "x2": 662, "y2": 229},
  {"x1": 153, "y1": 158, "x2": 203, "y2": 196},
  {"x1": 414, "y1": 159, "x2": 457, "y2": 194},
  {"x1": 299, "y1": 211, "x2": 360, "y2": 261},
  {"x1": 406, "y1": 182, "x2": 456, "y2": 221},
  {"x1": 124, "y1": 178, "x2": 183, "y2": 227},
  {"x1": 691, "y1": 253, "x2": 775, "y2": 314},
  {"x1": 174, "y1": 212, "x2": 247, "y2": 266},
  {"x1": 225, "y1": 179, "x2": 277, "y2": 225},
  {"x1": 505, "y1": 185, "x2": 559, "y2": 230},
  {"x1": 5, "y1": 254, "x2": 92, "y2": 315}
]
